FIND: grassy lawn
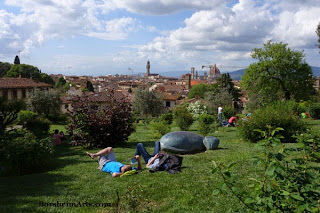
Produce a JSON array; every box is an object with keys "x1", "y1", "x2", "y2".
[{"x1": 0, "y1": 120, "x2": 319, "y2": 212}]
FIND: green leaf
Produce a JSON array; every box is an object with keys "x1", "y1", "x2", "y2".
[
  {"x1": 290, "y1": 194, "x2": 304, "y2": 201},
  {"x1": 281, "y1": 190, "x2": 290, "y2": 196},
  {"x1": 212, "y1": 189, "x2": 221, "y2": 195},
  {"x1": 244, "y1": 198, "x2": 255, "y2": 204},
  {"x1": 227, "y1": 162, "x2": 237, "y2": 170},
  {"x1": 221, "y1": 183, "x2": 227, "y2": 191},
  {"x1": 266, "y1": 167, "x2": 275, "y2": 176}
]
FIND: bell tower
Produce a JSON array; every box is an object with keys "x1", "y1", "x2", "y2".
[{"x1": 146, "y1": 60, "x2": 150, "y2": 76}]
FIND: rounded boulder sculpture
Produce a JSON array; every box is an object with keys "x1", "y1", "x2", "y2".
[
  {"x1": 160, "y1": 131, "x2": 206, "y2": 154},
  {"x1": 203, "y1": 136, "x2": 220, "y2": 150}
]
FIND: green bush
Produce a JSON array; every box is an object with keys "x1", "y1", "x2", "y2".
[
  {"x1": 238, "y1": 102, "x2": 306, "y2": 143},
  {"x1": 47, "y1": 114, "x2": 69, "y2": 124},
  {"x1": 173, "y1": 104, "x2": 194, "y2": 131},
  {"x1": 160, "y1": 112, "x2": 173, "y2": 125},
  {"x1": 307, "y1": 103, "x2": 320, "y2": 119},
  {"x1": 25, "y1": 117, "x2": 51, "y2": 138},
  {"x1": 198, "y1": 114, "x2": 215, "y2": 136},
  {"x1": 17, "y1": 110, "x2": 37, "y2": 127},
  {"x1": 0, "y1": 131, "x2": 53, "y2": 175},
  {"x1": 223, "y1": 106, "x2": 235, "y2": 120},
  {"x1": 150, "y1": 120, "x2": 170, "y2": 139}
]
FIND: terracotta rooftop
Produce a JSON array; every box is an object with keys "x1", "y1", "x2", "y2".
[
  {"x1": 83, "y1": 91, "x2": 126, "y2": 103},
  {"x1": 163, "y1": 92, "x2": 181, "y2": 101},
  {"x1": 0, "y1": 77, "x2": 53, "y2": 89}
]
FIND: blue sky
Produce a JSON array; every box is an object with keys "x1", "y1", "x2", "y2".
[{"x1": 0, "y1": 0, "x2": 319, "y2": 76}]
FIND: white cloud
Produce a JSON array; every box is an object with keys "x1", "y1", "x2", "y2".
[
  {"x1": 116, "y1": 0, "x2": 229, "y2": 15},
  {"x1": 0, "y1": 0, "x2": 140, "y2": 56},
  {"x1": 137, "y1": 0, "x2": 320, "y2": 67}
]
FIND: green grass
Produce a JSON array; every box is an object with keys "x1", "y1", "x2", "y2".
[{"x1": 0, "y1": 120, "x2": 319, "y2": 212}]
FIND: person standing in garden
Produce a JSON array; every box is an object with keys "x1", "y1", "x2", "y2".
[{"x1": 217, "y1": 105, "x2": 223, "y2": 122}]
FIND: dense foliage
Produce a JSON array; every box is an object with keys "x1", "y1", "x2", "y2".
[
  {"x1": 242, "y1": 41, "x2": 314, "y2": 103},
  {"x1": 0, "y1": 62, "x2": 11, "y2": 77},
  {"x1": 68, "y1": 90, "x2": 134, "y2": 147},
  {"x1": 150, "y1": 120, "x2": 170, "y2": 139},
  {"x1": 30, "y1": 90, "x2": 62, "y2": 118},
  {"x1": 0, "y1": 130, "x2": 53, "y2": 175},
  {"x1": 160, "y1": 112, "x2": 173, "y2": 125},
  {"x1": 223, "y1": 106, "x2": 235, "y2": 120},
  {"x1": 307, "y1": 103, "x2": 320, "y2": 119},
  {"x1": 238, "y1": 101, "x2": 306, "y2": 143},
  {"x1": 212, "y1": 73, "x2": 241, "y2": 101},
  {"x1": 25, "y1": 117, "x2": 51, "y2": 139},
  {"x1": 187, "y1": 83, "x2": 211, "y2": 99},
  {"x1": 55, "y1": 77, "x2": 67, "y2": 88},
  {"x1": 132, "y1": 87, "x2": 164, "y2": 117},
  {"x1": 173, "y1": 104, "x2": 194, "y2": 131},
  {"x1": 17, "y1": 110, "x2": 37, "y2": 128},
  {"x1": 86, "y1": 81, "x2": 94, "y2": 92},
  {"x1": 198, "y1": 114, "x2": 215, "y2": 136},
  {"x1": 0, "y1": 97, "x2": 26, "y2": 134},
  {"x1": 213, "y1": 126, "x2": 320, "y2": 212},
  {"x1": 205, "y1": 88, "x2": 233, "y2": 115}
]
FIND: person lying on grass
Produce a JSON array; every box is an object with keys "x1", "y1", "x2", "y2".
[
  {"x1": 86, "y1": 147, "x2": 141, "y2": 178},
  {"x1": 133, "y1": 141, "x2": 162, "y2": 170},
  {"x1": 133, "y1": 141, "x2": 183, "y2": 174}
]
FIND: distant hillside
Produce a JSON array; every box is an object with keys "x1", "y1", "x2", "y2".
[{"x1": 159, "y1": 66, "x2": 320, "y2": 80}]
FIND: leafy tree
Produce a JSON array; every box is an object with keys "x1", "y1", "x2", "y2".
[
  {"x1": 55, "y1": 77, "x2": 67, "y2": 88},
  {"x1": 68, "y1": 90, "x2": 134, "y2": 147},
  {"x1": 205, "y1": 87, "x2": 233, "y2": 114},
  {"x1": 187, "y1": 83, "x2": 211, "y2": 99},
  {"x1": 242, "y1": 41, "x2": 314, "y2": 103},
  {"x1": 39, "y1": 73, "x2": 55, "y2": 85},
  {"x1": 86, "y1": 81, "x2": 94, "y2": 92},
  {"x1": 5, "y1": 64, "x2": 41, "y2": 81},
  {"x1": 173, "y1": 104, "x2": 194, "y2": 131},
  {"x1": 0, "y1": 96, "x2": 26, "y2": 134},
  {"x1": 30, "y1": 90, "x2": 62, "y2": 118},
  {"x1": 133, "y1": 87, "x2": 165, "y2": 117},
  {"x1": 0, "y1": 62, "x2": 11, "y2": 77},
  {"x1": 212, "y1": 73, "x2": 241, "y2": 101},
  {"x1": 14, "y1": 55, "x2": 20, "y2": 64}
]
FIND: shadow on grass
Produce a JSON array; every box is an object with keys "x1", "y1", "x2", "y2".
[{"x1": 0, "y1": 172, "x2": 75, "y2": 213}]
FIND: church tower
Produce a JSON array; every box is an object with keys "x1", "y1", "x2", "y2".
[{"x1": 146, "y1": 60, "x2": 150, "y2": 76}]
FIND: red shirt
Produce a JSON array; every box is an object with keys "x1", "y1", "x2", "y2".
[{"x1": 228, "y1": 116, "x2": 237, "y2": 123}]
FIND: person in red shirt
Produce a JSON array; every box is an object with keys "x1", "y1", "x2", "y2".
[
  {"x1": 228, "y1": 115, "x2": 239, "y2": 127},
  {"x1": 53, "y1": 129, "x2": 64, "y2": 145}
]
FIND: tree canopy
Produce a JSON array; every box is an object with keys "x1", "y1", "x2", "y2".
[
  {"x1": 133, "y1": 87, "x2": 164, "y2": 117},
  {"x1": 55, "y1": 77, "x2": 67, "y2": 88},
  {"x1": 241, "y1": 41, "x2": 314, "y2": 103},
  {"x1": 0, "y1": 96, "x2": 26, "y2": 134},
  {"x1": 212, "y1": 73, "x2": 241, "y2": 101},
  {"x1": 30, "y1": 90, "x2": 62, "y2": 118},
  {"x1": 0, "y1": 62, "x2": 11, "y2": 77},
  {"x1": 187, "y1": 83, "x2": 211, "y2": 99},
  {"x1": 14, "y1": 55, "x2": 20, "y2": 65},
  {"x1": 5, "y1": 64, "x2": 41, "y2": 80}
]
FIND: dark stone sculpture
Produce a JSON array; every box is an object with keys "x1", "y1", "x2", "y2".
[
  {"x1": 203, "y1": 136, "x2": 220, "y2": 150},
  {"x1": 160, "y1": 131, "x2": 220, "y2": 154},
  {"x1": 160, "y1": 131, "x2": 206, "y2": 154}
]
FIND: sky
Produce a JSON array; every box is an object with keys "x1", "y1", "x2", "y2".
[{"x1": 0, "y1": 0, "x2": 320, "y2": 76}]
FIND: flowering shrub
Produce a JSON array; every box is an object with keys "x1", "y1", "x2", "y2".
[{"x1": 187, "y1": 101, "x2": 208, "y2": 119}]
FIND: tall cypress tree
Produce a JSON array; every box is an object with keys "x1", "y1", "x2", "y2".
[{"x1": 14, "y1": 55, "x2": 20, "y2": 64}]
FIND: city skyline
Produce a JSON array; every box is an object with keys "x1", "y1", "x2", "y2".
[{"x1": 0, "y1": 0, "x2": 319, "y2": 76}]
